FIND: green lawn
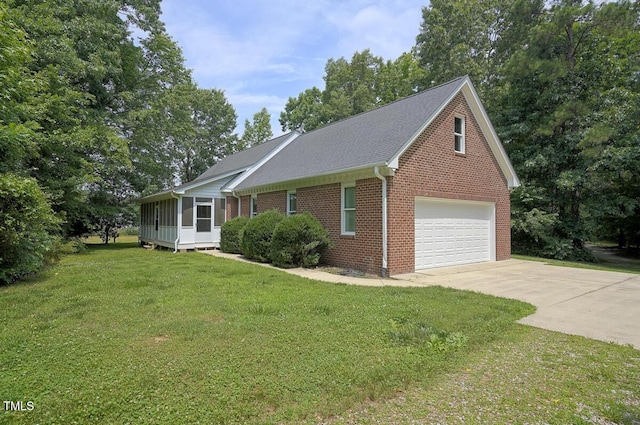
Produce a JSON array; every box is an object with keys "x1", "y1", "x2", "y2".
[
  {"x1": 513, "y1": 254, "x2": 640, "y2": 275},
  {"x1": 1, "y1": 242, "x2": 638, "y2": 424}
]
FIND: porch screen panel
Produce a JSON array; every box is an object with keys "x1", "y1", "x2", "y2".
[
  {"x1": 171, "y1": 198, "x2": 177, "y2": 227},
  {"x1": 140, "y1": 204, "x2": 146, "y2": 225},
  {"x1": 161, "y1": 200, "x2": 167, "y2": 226},
  {"x1": 182, "y1": 197, "x2": 194, "y2": 226},
  {"x1": 214, "y1": 198, "x2": 226, "y2": 227}
]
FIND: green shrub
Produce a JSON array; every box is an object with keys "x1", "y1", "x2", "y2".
[
  {"x1": 241, "y1": 210, "x2": 285, "y2": 262},
  {"x1": 0, "y1": 173, "x2": 60, "y2": 284},
  {"x1": 220, "y1": 216, "x2": 249, "y2": 254},
  {"x1": 270, "y1": 212, "x2": 333, "y2": 268}
]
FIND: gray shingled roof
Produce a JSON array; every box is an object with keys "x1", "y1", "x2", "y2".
[
  {"x1": 139, "y1": 132, "x2": 295, "y2": 201},
  {"x1": 234, "y1": 76, "x2": 465, "y2": 190},
  {"x1": 193, "y1": 132, "x2": 295, "y2": 182}
]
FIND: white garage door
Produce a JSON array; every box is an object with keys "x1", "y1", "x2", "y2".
[{"x1": 415, "y1": 198, "x2": 495, "y2": 270}]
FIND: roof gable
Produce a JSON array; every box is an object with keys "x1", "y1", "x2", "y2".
[
  {"x1": 138, "y1": 132, "x2": 297, "y2": 202},
  {"x1": 193, "y1": 132, "x2": 297, "y2": 182},
  {"x1": 234, "y1": 78, "x2": 465, "y2": 190},
  {"x1": 235, "y1": 76, "x2": 518, "y2": 191}
]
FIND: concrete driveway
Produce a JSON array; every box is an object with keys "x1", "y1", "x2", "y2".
[
  {"x1": 202, "y1": 250, "x2": 639, "y2": 349},
  {"x1": 395, "y1": 260, "x2": 640, "y2": 349}
]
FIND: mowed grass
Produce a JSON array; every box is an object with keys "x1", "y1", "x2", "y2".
[{"x1": 1, "y1": 241, "x2": 638, "y2": 424}]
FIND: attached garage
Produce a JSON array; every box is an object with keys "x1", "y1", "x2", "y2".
[{"x1": 415, "y1": 198, "x2": 496, "y2": 270}]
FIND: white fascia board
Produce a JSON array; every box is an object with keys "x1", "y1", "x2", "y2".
[
  {"x1": 387, "y1": 77, "x2": 468, "y2": 170},
  {"x1": 459, "y1": 82, "x2": 520, "y2": 188},
  {"x1": 387, "y1": 76, "x2": 520, "y2": 189},
  {"x1": 223, "y1": 132, "x2": 300, "y2": 192},
  {"x1": 172, "y1": 169, "x2": 245, "y2": 194}
]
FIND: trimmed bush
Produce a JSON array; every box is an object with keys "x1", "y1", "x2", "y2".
[
  {"x1": 0, "y1": 173, "x2": 60, "y2": 284},
  {"x1": 241, "y1": 209, "x2": 285, "y2": 262},
  {"x1": 270, "y1": 212, "x2": 333, "y2": 268},
  {"x1": 220, "y1": 216, "x2": 249, "y2": 254}
]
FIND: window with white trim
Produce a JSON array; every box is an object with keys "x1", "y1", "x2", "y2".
[
  {"x1": 454, "y1": 116, "x2": 465, "y2": 153},
  {"x1": 250, "y1": 194, "x2": 258, "y2": 218},
  {"x1": 287, "y1": 191, "x2": 297, "y2": 215},
  {"x1": 341, "y1": 183, "x2": 355, "y2": 235}
]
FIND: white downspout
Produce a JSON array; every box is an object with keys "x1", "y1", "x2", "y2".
[
  {"x1": 232, "y1": 191, "x2": 241, "y2": 217},
  {"x1": 171, "y1": 192, "x2": 180, "y2": 253},
  {"x1": 374, "y1": 166, "x2": 388, "y2": 277}
]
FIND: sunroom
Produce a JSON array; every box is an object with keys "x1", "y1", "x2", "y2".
[{"x1": 138, "y1": 177, "x2": 231, "y2": 251}]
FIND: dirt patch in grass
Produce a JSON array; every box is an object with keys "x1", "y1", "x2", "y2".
[
  {"x1": 153, "y1": 335, "x2": 170, "y2": 343},
  {"x1": 318, "y1": 266, "x2": 379, "y2": 279}
]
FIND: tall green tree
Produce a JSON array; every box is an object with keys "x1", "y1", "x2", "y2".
[
  {"x1": 280, "y1": 50, "x2": 423, "y2": 132},
  {"x1": 148, "y1": 83, "x2": 238, "y2": 184},
  {"x1": 0, "y1": 4, "x2": 60, "y2": 283},
  {"x1": 5, "y1": 0, "x2": 155, "y2": 235},
  {"x1": 578, "y1": 0, "x2": 640, "y2": 247},
  {"x1": 241, "y1": 107, "x2": 273, "y2": 149},
  {"x1": 279, "y1": 87, "x2": 327, "y2": 133},
  {"x1": 495, "y1": 0, "x2": 640, "y2": 258},
  {"x1": 0, "y1": 3, "x2": 38, "y2": 174},
  {"x1": 415, "y1": 0, "x2": 517, "y2": 97}
]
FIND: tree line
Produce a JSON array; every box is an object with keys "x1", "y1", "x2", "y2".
[
  {"x1": 1, "y1": 0, "x2": 638, "y2": 283},
  {"x1": 0, "y1": 0, "x2": 270, "y2": 283},
  {"x1": 279, "y1": 0, "x2": 640, "y2": 261}
]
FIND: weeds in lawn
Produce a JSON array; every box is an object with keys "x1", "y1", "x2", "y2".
[
  {"x1": 1, "y1": 241, "x2": 637, "y2": 425},
  {"x1": 385, "y1": 318, "x2": 467, "y2": 353}
]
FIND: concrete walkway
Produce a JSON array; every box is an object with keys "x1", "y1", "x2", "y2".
[{"x1": 201, "y1": 250, "x2": 640, "y2": 349}]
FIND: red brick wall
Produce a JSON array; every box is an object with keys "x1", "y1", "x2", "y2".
[
  {"x1": 240, "y1": 195, "x2": 251, "y2": 218},
  {"x1": 296, "y1": 180, "x2": 383, "y2": 275},
  {"x1": 257, "y1": 191, "x2": 287, "y2": 214},
  {"x1": 386, "y1": 92, "x2": 511, "y2": 275},
  {"x1": 228, "y1": 92, "x2": 511, "y2": 276},
  {"x1": 226, "y1": 196, "x2": 239, "y2": 218}
]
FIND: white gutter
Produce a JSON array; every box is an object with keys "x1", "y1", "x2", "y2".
[
  {"x1": 374, "y1": 166, "x2": 388, "y2": 277},
  {"x1": 232, "y1": 191, "x2": 241, "y2": 217},
  {"x1": 170, "y1": 192, "x2": 180, "y2": 253}
]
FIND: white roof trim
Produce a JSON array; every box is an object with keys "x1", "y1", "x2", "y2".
[
  {"x1": 222, "y1": 132, "x2": 300, "y2": 192},
  {"x1": 387, "y1": 77, "x2": 467, "y2": 169},
  {"x1": 173, "y1": 169, "x2": 246, "y2": 194},
  {"x1": 387, "y1": 76, "x2": 519, "y2": 188},
  {"x1": 459, "y1": 81, "x2": 520, "y2": 188}
]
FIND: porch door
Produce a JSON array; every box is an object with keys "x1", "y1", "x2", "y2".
[{"x1": 195, "y1": 198, "x2": 212, "y2": 243}]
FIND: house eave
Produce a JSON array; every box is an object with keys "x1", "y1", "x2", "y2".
[
  {"x1": 223, "y1": 132, "x2": 300, "y2": 192},
  {"x1": 138, "y1": 169, "x2": 245, "y2": 203},
  {"x1": 229, "y1": 163, "x2": 395, "y2": 196}
]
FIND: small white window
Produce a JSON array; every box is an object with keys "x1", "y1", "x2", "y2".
[
  {"x1": 341, "y1": 183, "x2": 355, "y2": 235},
  {"x1": 454, "y1": 116, "x2": 465, "y2": 153},
  {"x1": 287, "y1": 191, "x2": 297, "y2": 215},
  {"x1": 250, "y1": 194, "x2": 258, "y2": 218}
]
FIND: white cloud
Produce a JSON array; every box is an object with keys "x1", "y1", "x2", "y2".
[
  {"x1": 323, "y1": 1, "x2": 424, "y2": 59},
  {"x1": 160, "y1": 0, "x2": 427, "y2": 136}
]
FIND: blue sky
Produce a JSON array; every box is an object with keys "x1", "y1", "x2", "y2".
[{"x1": 159, "y1": 0, "x2": 428, "y2": 136}]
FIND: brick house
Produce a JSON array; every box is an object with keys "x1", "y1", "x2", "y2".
[{"x1": 139, "y1": 76, "x2": 519, "y2": 276}]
